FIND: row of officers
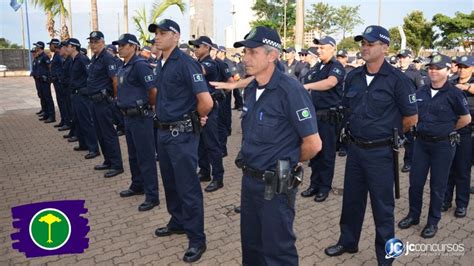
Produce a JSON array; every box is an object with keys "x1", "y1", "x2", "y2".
[{"x1": 30, "y1": 19, "x2": 473, "y2": 265}]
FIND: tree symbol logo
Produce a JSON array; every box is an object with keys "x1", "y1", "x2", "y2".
[{"x1": 29, "y1": 208, "x2": 71, "y2": 250}]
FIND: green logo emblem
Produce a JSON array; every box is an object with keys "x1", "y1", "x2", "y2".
[
  {"x1": 29, "y1": 208, "x2": 71, "y2": 250},
  {"x1": 365, "y1": 27, "x2": 373, "y2": 34},
  {"x1": 302, "y1": 110, "x2": 310, "y2": 118},
  {"x1": 246, "y1": 28, "x2": 257, "y2": 40},
  {"x1": 433, "y1": 55, "x2": 442, "y2": 63}
]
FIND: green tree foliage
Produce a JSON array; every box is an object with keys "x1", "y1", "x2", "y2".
[
  {"x1": 133, "y1": 0, "x2": 185, "y2": 45},
  {"x1": 338, "y1": 36, "x2": 359, "y2": 51},
  {"x1": 334, "y1": 5, "x2": 364, "y2": 39},
  {"x1": 403, "y1": 11, "x2": 434, "y2": 55},
  {"x1": 305, "y1": 2, "x2": 336, "y2": 35},
  {"x1": 432, "y1": 11, "x2": 474, "y2": 49},
  {"x1": 250, "y1": 0, "x2": 296, "y2": 45},
  {"x1": 0, "y1": 38, "x2": 21, "y2": 49},
  {"x1": 388, "y1": 27, "x2": 402, "y2": 53}
]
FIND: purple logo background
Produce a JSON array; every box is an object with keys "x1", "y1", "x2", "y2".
[{"x1": 11, "y1": 200, "x2": 89, "y2": 258}]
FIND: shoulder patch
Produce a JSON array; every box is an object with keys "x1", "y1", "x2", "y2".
[
  {"x1": 408, "y1": 93, "x2": 417, "y2": 104},
  {"x1": 108, "y1": 65, "x2": 116, "y2": 70},
  {"x1": 193, "y1": 74, "x2": 204, "y2": 82},
  {"x1": 463, "y1": 98, "x2": 468, "y2": 106},
  {"x1": 203, "y1": 62, "x2": 212, "y2": 67},
  {"x1": 333, "y1": 67, "x2": 342, "y2": 75},
  {"x1": 144, "y1": 75, "x2": 153, "y2": 82},
  {"x1": 296, "y1": 107, "x2": 312, "y2": 121}
]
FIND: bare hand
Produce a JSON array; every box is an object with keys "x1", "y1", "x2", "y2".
[
  {"x1": 200, "y1": 116, "x2": 208, "y2": 127},
  {"x1": 456, "y1": 84, "x2": 469, "y2": 91}
]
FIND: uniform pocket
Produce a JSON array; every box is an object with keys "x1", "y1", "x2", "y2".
[{"x1": 252, "y1": 116, "x2": 279, "y2": 144}]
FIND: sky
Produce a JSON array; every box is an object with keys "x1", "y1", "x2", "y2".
[{"x1": 0, "y1": 0, "x2": 472, "y2": 50}]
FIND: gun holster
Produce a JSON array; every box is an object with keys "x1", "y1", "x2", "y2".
[
  {"x1": 449, "y1": 131, "x2": 461, "y2": 146},
  {"x1": 189, "y1": 111, "x2": 203, "y2": 134},
  {"x1": 264, "y1": 160, "x2": 303, "y2": 208}
]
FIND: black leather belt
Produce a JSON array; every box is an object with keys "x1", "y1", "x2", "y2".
[
  {"x1": 416, "y1": 133, "x2": 449, "y2": 142},
  {"x1": 349, "y1": 135, "x2": 393, "y2": 149},
  {"x1": 72, "y1": 87, "x2": 88, "y2": 95},
  {"x1": 120, "y1": 107, "x2": 141, "y2": 116},
  {"x1": 242, "y1": 165, "x2": 275, "y2": 180}
]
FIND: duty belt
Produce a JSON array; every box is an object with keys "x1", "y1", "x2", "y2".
[
  {"x1": 120, "y1": 107, "x2": 142, "y2": 117},
  {"x1": 416, "y1": 133, "x2": 449, "y2": 142},
  {"x1": 242, "y1": 164, "x2": 275, "y2": 181},
  {"x1": 71, "y1": 87, "x2": 88, "y2": 95},
  {"x1": 349, "y1": 134, "x2": 393, "y2": 149},
  {"x1": 155, "y1": 118, "x2": 193, "y2": 136}
]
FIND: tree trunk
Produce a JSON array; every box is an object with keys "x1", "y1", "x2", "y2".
[
  {"x1": 124, "y1": 0, "x2": 128, "y2": 33},
  {"x1": 47, "y1": 11, "x2": 55, "y2": 38},
  {"x1": 295, "y1": 0, "x2": 304, "y2": 50},
  {"x1": 60, "y1": 11, "x2": 70, "y2": 40},
  {"x1": 91, "y1": 0, "x2": 99, "y2": 31}
]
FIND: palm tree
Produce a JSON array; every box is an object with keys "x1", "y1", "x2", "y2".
[
  {"x1": 124, "y1": 0, "x2": 129, "y2": 33},
  {"x1": 38, "y1": 213, "x2": 62, "y2": 244},
  {"x1": 90, "y1": 0, "x2": 98, "y2": 31},
  {"x1": 133, "y1": 0, "x2": 186, "y2": 45},
  {"x1": 31, "y1": 0, "x2": 69, "y2": 39}
]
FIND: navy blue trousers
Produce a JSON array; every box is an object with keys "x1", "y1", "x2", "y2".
[
  {"x1": 71, "y1": 93, "x2": 98, "y2": 153},
  {"x1": 233, "y1": 88, "x2": 243, "y2": 108},
  {"x1": 309, "y1": 119, "x2": 337, "y2": 194},
  {"x1": 38, "y1": 80, "x2": 55, "y2": 119},
  {"x1": 241, "y1": 175, "x2": 298, "y2": 265},
  {"x1": 91, "y1": 100, "x2": 123, "y2": 169},
  {"x1": 408, "y1": 139, "x2": 456, "y2": 225},
  {"x1": 156, "y1": 130, "x2": 206, "y2": 248},
  {"x1": 124, "y1": 115, "x2": 158, "y2": 202},
  {"x1": 198, "y1": 109, "x2": 224, "y2": 181},
  {"x1": 403, "y1": 132, "x2": 415, "y2": 166},
  {"x1": 33, "y1": 78, "x2": 44, "y2": 112},
  {"x1": 338, "y1": 144, "x2": 395, "y2": 265},
  {"x1": 52, "y1": 80, "x2": 68, "y2": 125},
  {"x1": 59, "y1": 82, "x2": 72, "y2": 126},
  {"x1": 218, "y1": 93, "x2": 232, "y2": 155},
  {"x1": 445, "y1": 129, "x2": 472, "y2": 208}
]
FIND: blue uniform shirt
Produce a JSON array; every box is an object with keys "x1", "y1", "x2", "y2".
[
  {"x1": 241, "y1": 68, "x2": 319, "y2": 171},
  {"x1": 50, "y1": 52, "x2": 63, "y2": 78},
  {"x1": 87, "y1": 48, "x2": 118, "y2": 95},
  {"x1": 308, "y1": 57, "x2": 345, "y2": 110},
  {"x1": 36, "y1": 52, "x2": 51, "y2": 77},
  {"x1": 31, "y1": 55, "x2": 38, "y2": 77},
  {"x1": 117, "y1": 55, "x2": 155, "y2": 109},
  {"x1": 199, "y1": 55, "x2": 219, "y2": 94},
  {"x1": 344, "y1": 60, "x2": 418, "y2": 140},
  {"x1": 60, "y1": 56, "x2": 72, "y2": 86},
  {"x1": 154, "y1": 47, "x2": 209, "y2": 122},
  {"x1": 69, "y1": 52, "x2": 91, "y2": 89},
  {"x1": 416, "y1": 81, "x2": 469, "y2": 137},
  {"x1": 217, "y1": 58, "x2": 232, "y2": 81}
]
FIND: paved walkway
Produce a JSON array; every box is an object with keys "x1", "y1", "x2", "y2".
[{"x1": 0, "y1": 77, "x2": 472, "y2": 265}]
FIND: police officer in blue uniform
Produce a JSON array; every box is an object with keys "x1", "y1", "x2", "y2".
[
  {"x1": 48, "y1": 38, "x2": 68, "y2": 129},
  {"x1": 443, "y1": 55, "x2": 474, "y2": 218},
  {"x1": 30, "y1": 48, "x2": 43, "y2": 116},
  {"x1": 64, "y1": 38, "x2": 100, "y2": 159},
  {"x1": 189, "y1": 36, "x2": 226, "y2": 192},
  {"x1": 34, "y1": 41, "x2": 56, "y2": 123},
  {"x1": 87, "y1": 31, "x2": 124, "y2": 178},
  {"x1": 215, "y1": 45, "x2": 233, "y2": 158},
  {"x1": 300, "y1": 36, "x2": 345, "y2": 202},
  {"x1": 106, "y1": 44, "x2": 126, "y2": 136},
  {"x1": 112, "y1": 33, "x2": 160, "y2": 211},
  {"x1": 398, "y1": 54, "x2": 471, "y2": 238},
  {"x1": 59, "y1": 41, "x2": 76, "y2": 139},
  {"x1": 233, "y1": 26, "x2": 321, "y2": 265},
  {"x1": 282, "y1": 47, "x2": 306, "y2": 80},
  {"x1": 397, "y1": 49, "x2": 425, "y2": 174},
  {"x1": 149, "y1": 19, "x2": 213, "y2": 263},
  {"x1": 325, "y1": 26, "x2": 419, "y2": 265}
]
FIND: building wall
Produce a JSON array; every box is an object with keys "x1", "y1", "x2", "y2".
[
  {"x1": 189, "y1": 0, "x2": 214, "y2": 39},
  {"x1": 0, "y1": 49, "x2": 29, "y2": 70}
]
